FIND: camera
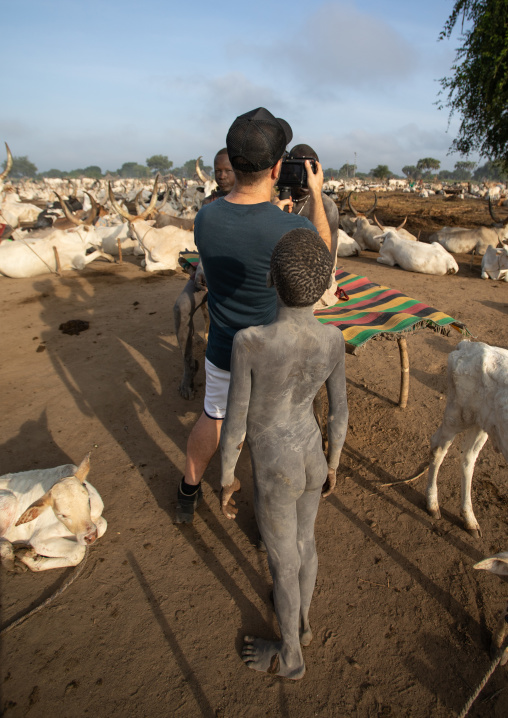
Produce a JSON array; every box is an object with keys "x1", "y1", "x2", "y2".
[{"x1": 278, "y1": 156, "x2": 317, "y2": 193}]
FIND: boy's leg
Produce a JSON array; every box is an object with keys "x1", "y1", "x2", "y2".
[
  {"x1": 242, "y1": 469, "x2": 306, "y2": 680},
  {"x1": 296, "y1": 486, "x2": 321, "y2": 646}
]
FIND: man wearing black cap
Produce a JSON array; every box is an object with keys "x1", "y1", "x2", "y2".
[{"x1": 175, "y1": 107, "x2": 331, "y2": 523}]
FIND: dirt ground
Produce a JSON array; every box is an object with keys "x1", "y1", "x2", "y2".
[{"x1": 1, "y1": 193, "x2": 507, "y2": 718}]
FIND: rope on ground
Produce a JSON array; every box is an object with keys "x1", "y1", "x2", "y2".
[
  {"x1": 0, "y1": 547, "x2": 89, "y2": 635},
  {"x1": 457, "y1": 637, "x2": 508, "y2": 718}
]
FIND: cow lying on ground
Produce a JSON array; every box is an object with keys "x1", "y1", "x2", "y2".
[
  {"x1": 474, "y1": 551, "x2": 508, "y2": 665},
  {"x1": 377, "y1": 231, "x2": 458, "y2": 275},
  {"x1": 428, "y1": 200, "x2": 508, "y2": 255},
  {"x1": 0, "y1": 454, "x2": 107, "y2": 572},
  {"x1": 0, "y1": 227, "x2": 115, "y2": 278},
  {"x1": 128, "y1": 220, "x2": 197, "y2": 272},
  {"x1": 481, "y1": 245, "x2": 508, "y2": 281},
  {"x1": 426, "y1": 341, "x2": 508, "y2": 537}
]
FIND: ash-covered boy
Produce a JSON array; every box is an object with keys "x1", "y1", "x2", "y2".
[{"x1": 220, "y1": 228, "x2": 348, "y2": 679}]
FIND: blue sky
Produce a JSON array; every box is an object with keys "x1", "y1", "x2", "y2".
[{"x1": 1, "y1": 1, "x2": 476, "y2": 175}]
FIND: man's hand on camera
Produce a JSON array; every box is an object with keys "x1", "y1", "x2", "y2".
[
  {"x1": 273, "y1": 196, "x2": 293, "y2": 212},
  {"x1": 305, "y1": 159, "x2": 324, "y2": 196}
]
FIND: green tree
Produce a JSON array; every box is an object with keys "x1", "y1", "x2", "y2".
[
  {"x1": 370, "y1": 164, "x2": 391, "y2": 180},
  {"x1": 117, "y1": 162, "x2": 151, "y2": 178},
  {"x1": 146, "y1": 155, "x2": 173, "y2": 175},
  {"x1": 173, "y1": 159, "x2": 212, "y2": 179},
  {"x1": 323, "y1": 167, "x2": 341, "y2": 179},
  {"x1": 82, "y1": 165, "x2": 103, "y2": 179},
  {"x1": 2, "y1": 155, "x2": 38, "y2": 178},
  {"x1": 473, "y1": 159, "x2": 508, "y2": 181},
  {"x1": 453, "y1": 160, "x2": 476, "y2": 180},
  {"x1": 438, "y1": 0, "x2": 508, "y2": 170},
  {"x1": 401, "y1": 165, "x2": 418, "y2": 179},
  {"x1": 338, "y1": 163, "x2": 357, "y2": 178},
  {"x1": 416, "y1": 158, "x2": 441, "y2": 174},
  {"x1": 42, "y1": 168, "x2": 66, "y2": 178}
]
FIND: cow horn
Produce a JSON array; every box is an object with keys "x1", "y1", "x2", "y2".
[
  {"x1": 0, "y1": 142, "x2": 13, "y2": 181},
  {"x1": 489, "y1": 196, "x2": 507, "y2": 225},
  {"x1": 108, "y1": 183, "x2": 137, "y2": 220},
  {"x1": 396, "y1": 216, "x2": 407, "y2": 231},
  {"x1": 347, "y1": 192, "x2": 359, "y2": 217},
  {"x1": 373, "y1": 215, "x2": 385, "y2": 231},
  {"x1": 196, "y1": 156, "x2": 211, "y2": 183},
  {"x1": 364, "y1": 192, "x2": 378, "y2": 217},
  {"x1": 109, "y1": 174, "x2": 160, "y2": 221},
  {"x1": 55, "y1": 191, "x2": 99, "y2": 226}
]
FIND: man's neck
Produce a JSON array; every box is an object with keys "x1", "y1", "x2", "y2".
[{"x1": 225, "y1": 178, "x2": 274, "y2": 205}]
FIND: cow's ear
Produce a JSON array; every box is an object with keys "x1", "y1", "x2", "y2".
[
  {"x1": 15, "y1": 492, "x2": 52, "y2": 525},
  {"x1": 74, "y1": 453, "x2": 91, "y2": 484}
]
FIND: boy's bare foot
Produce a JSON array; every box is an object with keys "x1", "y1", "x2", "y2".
[{"x1": 242, "y1": 636, "x2": 305, "y2": 680}]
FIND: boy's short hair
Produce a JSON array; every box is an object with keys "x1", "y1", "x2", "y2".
[{"x1": 271, "y1": 229, "x2": 333, "y2": 307}]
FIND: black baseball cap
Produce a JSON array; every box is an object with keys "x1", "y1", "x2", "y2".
[{"x1": 226, "y1": 107, "x2": 293, "y2": 172}]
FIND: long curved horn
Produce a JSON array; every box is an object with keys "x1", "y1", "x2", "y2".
[
  {"x1": 55, "y1": 191, "x2": 99, "y2": 226},
  {"x1": 108, "y1": 183, "x2": 136, "y2": 220},
  {"x1": 373, "y1": 215, "x2": 385, "y2": 231},
  {"x1": 0, "y1": 142, "x2": 13, "y2": 181},
  {"x1": 109, "y1": 174, "x2": 160, "y2": 221},
  {"x1": 489, "y1": 196, "x2": 506, "y2": 225},
  {"x1": 347, "y1": 192, "x2": 359, "y2": 217},
  {"x1": 157, "y1": 183, "x2": 171, "y2": 209},
  {"x1": 396, "y1": 216, "x2": 407, "y2": 231},
  {"x1": 195, "y1": 156, "x2": 211, "y2": 183},
  {"x1": 364, "y1": 192, "x2": 378, "y2": 217}
]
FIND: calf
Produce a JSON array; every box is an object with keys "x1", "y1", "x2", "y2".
[
  {"x1": 0, "y1": 455, "x2": 107, "y2": 572},
  {"x1": 426, "y1": 341, "x2": 508, "y2": 537},
  {"x1": 377, "y1": 231, "x2": 458, "y2": 275}
]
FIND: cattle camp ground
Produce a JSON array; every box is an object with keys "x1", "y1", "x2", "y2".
[{"x1": 1, "y1": 191, "x2": 508, "y2": 717}]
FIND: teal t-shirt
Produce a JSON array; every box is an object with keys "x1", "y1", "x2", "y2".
[{"x1": 195, "y1": 198, "x2": 315, "y2": 371}]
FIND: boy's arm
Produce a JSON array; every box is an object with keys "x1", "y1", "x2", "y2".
[
  {"x1": 323, "y1": 345, "x2": 348, "y2": 497},
  {"x1": 220, "y1": 333, "x2": 252, "y2": 519}
]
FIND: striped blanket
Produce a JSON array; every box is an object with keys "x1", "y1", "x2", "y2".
[
  {"x1": 178, "y1": 252, "x2": 472, "y2": 354},
  {"x1": 314, "y1": 270, "x2": 472, "y2": 353}
]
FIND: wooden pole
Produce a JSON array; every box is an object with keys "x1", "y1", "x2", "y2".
[
  {"x1": 52, "y1": 246, "x2": 61, "y2": 275},
  {"x1": 397, "y1": 336, "x2": 409, "y2": 408},
  {"x1": 117, "y1": 237, "x2": 123, "y2": 264}
]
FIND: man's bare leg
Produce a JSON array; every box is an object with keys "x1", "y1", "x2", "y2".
[{"x1": 185, "y1": 412, "x2": 222, "y2": 486}]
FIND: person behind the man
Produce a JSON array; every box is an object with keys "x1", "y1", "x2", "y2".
[
  {"x1": 219, "y1": 227, "x2": 348, "y2": 678},
  {"x1": 201, "y1": 148, "x2": 235, "y2": 206},
  {"x1": 283, "y1": 144, "x2": 340, "y2": 308},
  {"x1": 175, "y1": 107, "x2": 332, "y2": 523},
  {"x1": 173, "y1": 149, "x2": 235, "y2": 400}
]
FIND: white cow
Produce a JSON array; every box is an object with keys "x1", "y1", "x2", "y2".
[
  {"x1": 481, "y1": 244, "x2": 508, "y2": 281},
  {"x1": 428, "y1": 226, "x2": 508, "y2": 255},
  {"x1": 336, "y1": 228, "x2": 360, "y2": 257},
  {"x1": 354, "y1": 217, "x2": 416, "y2": 251},
  {"x1": 0, "y1": 227, "x2": 115, "y2": 278},
  {"x1": 128, "y1": 220, "x2": 197, "y2": 272},
  {"x1": 377, "y1": 231, "x2": 459, "y2": 275},
  {"x1": 426, "y1": 341, "x2": 508, "y2": 537},
  {"x1": 0, "y1": 455, "x2": 107, "y2": 572}
]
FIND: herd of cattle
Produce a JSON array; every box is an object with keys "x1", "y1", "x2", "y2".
[
  {"x1": 1, "y1": 141, "x2": 507, "y2": 669},
  {"x1": 1, "y1": 141, "x2": 508, "y2": 280}
]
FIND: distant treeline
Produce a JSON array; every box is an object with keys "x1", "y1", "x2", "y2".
[
  {"x1": 1, "y1": 155, "x2": 212, "y2": 181},
  {"x1": 2, "y1": 154, "x2": 507, "y2": 183}
]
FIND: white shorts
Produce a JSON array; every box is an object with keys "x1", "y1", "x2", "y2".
[{"x1": 204, "y1": 358, "x2": 230, "y2": 420}]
